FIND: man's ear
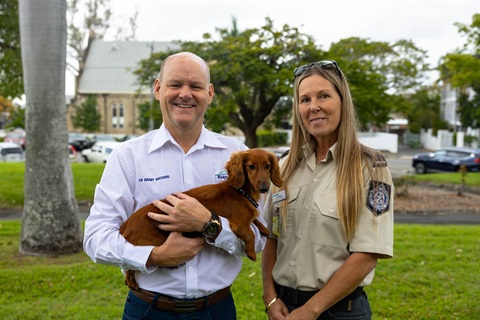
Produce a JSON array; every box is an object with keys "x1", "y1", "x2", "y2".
[
  {"x1": 154, "y1": 79, "x2": 161, "y2": 100},
  {"x1": 208, "y1": 83, "x2": 214, "y2": 104}
]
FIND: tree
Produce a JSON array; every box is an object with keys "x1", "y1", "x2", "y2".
[
  {"x1": 327, "y1": 37, "x2": 429, "y2": 129},
  {"x1": 457, "y1": 84, "x2": 480, "y2": 128},
  {"x1": 6, "y1": 104, "x2": 25, "y2": 130},
  {"x1": 19, "y1": 0, "x2": 83, "y2": 256},
  {"x1": 137, "y1": 100, "x2": 162, "y2": 131},
  {"x1": 134, "y1": 18, "x2": 429, "y2": 147},
  {"x1": 135, "y1": 18, "x2": 320, "y2": 147},
  {"x1": 67, "y1": 0, "x2": 137, "y2": 77},
  {"x1": 439, "y1": 14, "x2": 480, "y2": 127},
  {"x1": 0, "y1": 0, "x2": 23, "y2": 99},
  {"x1": 71, "y1": 94, "x2": 101, "y2": 132},
  {"x1": 404, "y1": 86, "x2": 448, "y2": 133}
]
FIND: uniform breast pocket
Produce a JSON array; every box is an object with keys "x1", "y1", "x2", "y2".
[
  {"x1": 309, "y1": 190, "x2": 348, "y2": 248},
  {"x1": 282, "y1": 187, "x2": 301, "y2": 236}
]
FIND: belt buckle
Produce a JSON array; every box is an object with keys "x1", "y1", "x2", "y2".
[{"x1": 174, "y1": 300, "x2": 199, "y2": 313}]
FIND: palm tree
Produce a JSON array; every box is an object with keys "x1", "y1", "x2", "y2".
[{"x1": 18, "y1": 0, "x2": 83, "y2": 255}]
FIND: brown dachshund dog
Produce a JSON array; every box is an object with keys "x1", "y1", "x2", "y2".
[{"x1": 119, "y1": 149, "x2": 283, "y2": 290}]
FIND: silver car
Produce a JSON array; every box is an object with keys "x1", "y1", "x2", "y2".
[{"x1": 0, "y1": 142, "x2": 25, "y2": 162}]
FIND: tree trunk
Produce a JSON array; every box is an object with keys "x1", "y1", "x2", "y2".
[
  {"x1": 19, "y1": 0, "x2": 83, "y2": 256},
  {"x1": 244, "y1": 127, "x2": 258, "y2": 149}
]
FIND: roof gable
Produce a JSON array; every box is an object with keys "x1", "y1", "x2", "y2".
[{"x1": 77, "y1": 40, "x2": 178, "y2": 95}]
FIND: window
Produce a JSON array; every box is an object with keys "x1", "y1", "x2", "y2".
[
  {"x1": 111, "y1": 103, "x2": 124, "y2": 129},
  {"x1": 112, "y1": 104, "x2": 117, "y2": 128}
]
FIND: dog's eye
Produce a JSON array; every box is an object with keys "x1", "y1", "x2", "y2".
[
  {"x1": 265, "y1": 164, "x2": 271, "y2": 170},
  {"x1": 247, "y1": 165, "x2": 256, "y2": 170}
]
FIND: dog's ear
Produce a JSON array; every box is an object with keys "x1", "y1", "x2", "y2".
[
  {"x1": 226, "y1": 151, "x2": 246, "y2": 189},
  {"x1": 268, "y1": 152, "x2": 283, "y2": 187}
]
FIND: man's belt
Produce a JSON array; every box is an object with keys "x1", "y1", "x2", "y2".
[{"x1": 131, "y1": 286, "x2": 231, "y2": 313}]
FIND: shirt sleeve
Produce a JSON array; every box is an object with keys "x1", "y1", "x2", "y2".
[
  {"x1": 210, "y1": 196, "x2": 267, "y2": 256},
  {"x1": 83, "y1": 149, "x2": 156, "y2": 273},
  {"x1": 349, "y1": 165, "x2": 394, "y2": 258}
]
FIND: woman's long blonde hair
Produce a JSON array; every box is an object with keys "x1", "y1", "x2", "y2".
[{"x1": 278, "y1": 64, "x2": 380, "y2": 242}]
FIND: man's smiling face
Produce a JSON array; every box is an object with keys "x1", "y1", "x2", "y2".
[{"x1": 154, "y1": 53, "x2": 214, "y2": 132}]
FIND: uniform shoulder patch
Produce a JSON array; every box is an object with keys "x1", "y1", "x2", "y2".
[{"x1": 366, "y1": 181, "x2": 391, "y2": 216}]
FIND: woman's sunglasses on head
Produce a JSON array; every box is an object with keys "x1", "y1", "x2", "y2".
[{"x1": 293, "y1": 60, "x2": 342, "y2": 81}]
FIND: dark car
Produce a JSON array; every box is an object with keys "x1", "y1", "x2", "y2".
[
  {"x1": 412, "y1": 147, "x2": 480, "y2": 174},
  {"x1": 68, "y1": 133, "x2": 92, "y2": 151}
]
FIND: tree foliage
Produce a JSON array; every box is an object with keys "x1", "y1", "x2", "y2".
[
  {"x1": 6, "y1": 104, "x2": 25, "y2": 130},
  {"x1": 439, "y1": 14, "x2": 480, "y2": 128},
  {"x1": 135, "y1": 18, "x2": 321, "y2": 147},
  {"x1": 404, "y1": 86, "x2": 448, "y2": 133},
  {"x1": 0, "y1": 0, "x2": 23, "y2": 99},
  {"x1": 71, "y1": 94, "x2": 101, "y2": 132},
  {"x1": 137, "y1": 100, "x2": 162, "y2": 131},
  {"x1": 134, "y1": 18, "x2": 430, "y2": 147},
  {"x1": 67, "y1": 0, "x2": 137, "y2": 76},
  {"x1": 326, "y1": 37, "x2": 429, "y2": 129}
]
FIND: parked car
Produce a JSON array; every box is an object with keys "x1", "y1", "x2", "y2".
[
  {"x1": 412, "y1": 147, "x2": 480, "y2": 174},
  {"x1": 68, "y1": 133, "x2": 92, "y2": 151},
  {"x1": 90, "y1": 134, "x2": 117, "y2": 143},
  {"x1": 81, "y1": 141, "x2": 121, "y2": 163},
  {"x1": 4, "y1": 129, "x2": 26, "y2": 149},
  {"x1": 0, "y1": 142, "x2": 25, "y2": 162},
  {"x1": 68, "y1": 144, "x2": 77, "y2": 160}
]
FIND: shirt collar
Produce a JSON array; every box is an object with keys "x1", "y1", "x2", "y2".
[
  {"x1": 148, "y1": 124, "x2": 227, "y2": 153},
  {"x1": 303, "y1": 141, "x2": 337, "y2": 168}
]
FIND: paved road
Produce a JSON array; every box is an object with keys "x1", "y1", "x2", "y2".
[{"x1": 2, "y1": 206, "x2": 478, "y2": 225}]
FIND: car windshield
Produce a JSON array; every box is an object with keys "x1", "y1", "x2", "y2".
[
  {"x1": 7, "y1": 133, "x2": 24, "y2": 138},
  {"x1": 1, "y1": 148, "x2": 23, "y2": 156}
]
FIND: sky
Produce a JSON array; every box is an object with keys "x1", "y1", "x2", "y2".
[{"x1": 66, "y1": 0, "x2": 479, "y2": 94}]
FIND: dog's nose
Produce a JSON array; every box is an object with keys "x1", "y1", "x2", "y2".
[{"x1": 259, "y1": 180, "x2": 269, "y2": 193}]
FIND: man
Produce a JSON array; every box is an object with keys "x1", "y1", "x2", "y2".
[{"x1": 83, "y1": 52, "x2": 266, "y2": 319}]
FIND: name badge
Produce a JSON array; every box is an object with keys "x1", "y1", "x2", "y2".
[{"x1": 272, "y1": 190, "x2": 286, "y2": 203}]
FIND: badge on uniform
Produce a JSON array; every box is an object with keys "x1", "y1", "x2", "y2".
[
  {"x1": 271, "y1": 190, "x2": 286, "y2": 237},
  {"x1": 366, "y1": 181, "x2": 391, "y2": 215}
]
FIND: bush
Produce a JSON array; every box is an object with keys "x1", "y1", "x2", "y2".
[{"x1": 256, "y1": 130, "x2": 287, "y2": 147}]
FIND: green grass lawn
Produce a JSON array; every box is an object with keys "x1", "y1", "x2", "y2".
[
  {"x1": 1, "y1": 162, "x2": 479, "y2": 209},
  {"x1": 0, "y1": 163, "x2": 479, "y2": 319},
  {"x1": 0, "y1": 221, "x2": 478, "y2": 319}
]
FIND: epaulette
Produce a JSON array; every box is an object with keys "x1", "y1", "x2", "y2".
[{"x1": 362, "y1": 146, "x2": 387, "y2": 167}]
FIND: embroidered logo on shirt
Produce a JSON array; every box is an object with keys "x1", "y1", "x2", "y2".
[
  {"x1": 138, "y1": 175, "x2": 170, "y2": 183},
  {"x1": 366, "y1": 181, "x2": 391, "y2": 215},
  {"x1": 215, "y1": 170, "x2": 228, "y2": 181}
]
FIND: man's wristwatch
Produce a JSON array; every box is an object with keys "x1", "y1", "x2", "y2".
[{"x1": 202, "y1": 211, "x2": 222, "y2": 240}]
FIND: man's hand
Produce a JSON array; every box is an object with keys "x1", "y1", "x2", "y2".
[
  {"x1": 148, "y1": 192, "x2": 211, "y2": 233},
  {"x1": 146, "y1": 232, "x2": 205, "y2": 267}
]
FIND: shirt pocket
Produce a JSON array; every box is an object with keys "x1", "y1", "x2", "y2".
[
  {"x1": 309, "y1": 190, "x2": 348, "y2": 249},
  {"x1": 283, "y1": 187, "x2": 301, "y2": 237}
]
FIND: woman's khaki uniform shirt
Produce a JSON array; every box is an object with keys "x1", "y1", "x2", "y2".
[{"x1": 264, "y1": 144, "x2": 394, "y2": 291}]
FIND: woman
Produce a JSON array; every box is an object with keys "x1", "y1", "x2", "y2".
[{"x1": 262, "y1": 60, "x2": 394, "y2": 320}]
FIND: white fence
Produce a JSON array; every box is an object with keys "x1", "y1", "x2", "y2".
[{"x1": 358, "y1": 132, "x2": 398, "y2": 154}]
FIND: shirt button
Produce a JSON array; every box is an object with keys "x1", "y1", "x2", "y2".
[
  {"x1": 290, "y1": 261, "x2": 295, "y2": 266},
  {"x1": 189, "y1": 267, "x2": 193, "y2": 272},
  {"x1": 305, "y1": 205, "x2": 310, "y2": 210},
  {"x1": 299, "y1": 233, "x2": 303, "y2": 239},
  {"x1": 313, "y1": 178, "x2": 318, "y2": 182},
  {"x1": 329, "y1": 208, "x2": 334, "y2": 213}
]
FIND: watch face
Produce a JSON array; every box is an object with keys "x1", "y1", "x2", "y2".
[{"x1": 204, "y1": 222, "x2": 220, "y2": 237}]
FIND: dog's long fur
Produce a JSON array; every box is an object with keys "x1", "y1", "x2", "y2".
[{"x1": 119, "y1": 149, "x2": 283, "y2": 290}]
